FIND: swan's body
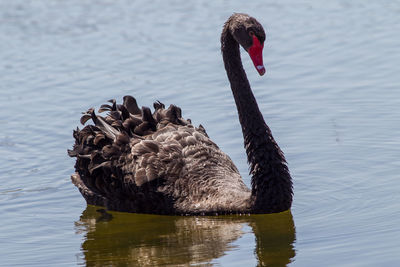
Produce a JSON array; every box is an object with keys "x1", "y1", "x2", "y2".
[{"x1": 69, "y1": 13, "x2": 293, "y2": 215}]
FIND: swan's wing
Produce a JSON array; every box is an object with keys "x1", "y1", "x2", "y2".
[{"x1": 68, "y1": 96, "x2": 215, "y2": 213}]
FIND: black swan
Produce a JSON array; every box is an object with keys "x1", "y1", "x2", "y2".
[{"x1": 68, "y1": 13, "x2": 293, "y2": 215}]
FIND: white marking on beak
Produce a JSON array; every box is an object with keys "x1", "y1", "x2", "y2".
[{"x1": 256, "y1": 65, "x2": 264, "y2": 70}]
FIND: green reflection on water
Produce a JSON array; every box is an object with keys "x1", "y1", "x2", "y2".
[{"x1": 75, "y1": 206, "x2": 295, "y2": 266}]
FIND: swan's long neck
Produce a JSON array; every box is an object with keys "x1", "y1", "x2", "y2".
[{"x1": 221, "y1": 27, "x2": 293, "y2": 213}]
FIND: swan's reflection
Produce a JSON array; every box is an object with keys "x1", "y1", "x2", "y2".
[{"x1": 75, "y1": 206, "x2": 295, "y2": 266}]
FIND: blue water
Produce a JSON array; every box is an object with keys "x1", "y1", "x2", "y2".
[{"x1": 1, "y1": 0, "x2": 399, "y2": 266}]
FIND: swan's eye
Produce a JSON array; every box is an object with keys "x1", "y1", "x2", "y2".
[{"x1": 249, "y1": 31, "x2": 255, "y2": 37}]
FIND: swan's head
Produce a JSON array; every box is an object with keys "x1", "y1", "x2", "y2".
[{"x1": 229, "y1": 13, "x2": 266, "y2": 76}]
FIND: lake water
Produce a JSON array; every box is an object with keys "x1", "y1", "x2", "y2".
[{"x1": 1, "y1": 0, "x2": 399, "y2": 266}]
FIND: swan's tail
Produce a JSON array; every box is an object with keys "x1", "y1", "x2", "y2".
[{"x1": 71, "y1": 172, "x2": 106, "y2": 207}]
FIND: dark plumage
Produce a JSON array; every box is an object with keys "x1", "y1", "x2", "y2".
[{"x1": 69, "y1": 13, "x2": 293, "y2": 215}]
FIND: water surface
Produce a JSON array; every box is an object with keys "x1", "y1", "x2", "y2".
[{"x1": 0, "y1": 0, "x2": 399, "y2": 266}]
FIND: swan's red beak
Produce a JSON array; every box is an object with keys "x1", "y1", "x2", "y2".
[{"x1": 248, "y1": 35, "x2": 265, "y2": 76}]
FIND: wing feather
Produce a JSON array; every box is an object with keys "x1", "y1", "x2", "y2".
[{"x1": 69, "y1": 95, "x2": 218, "y2": 213}]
